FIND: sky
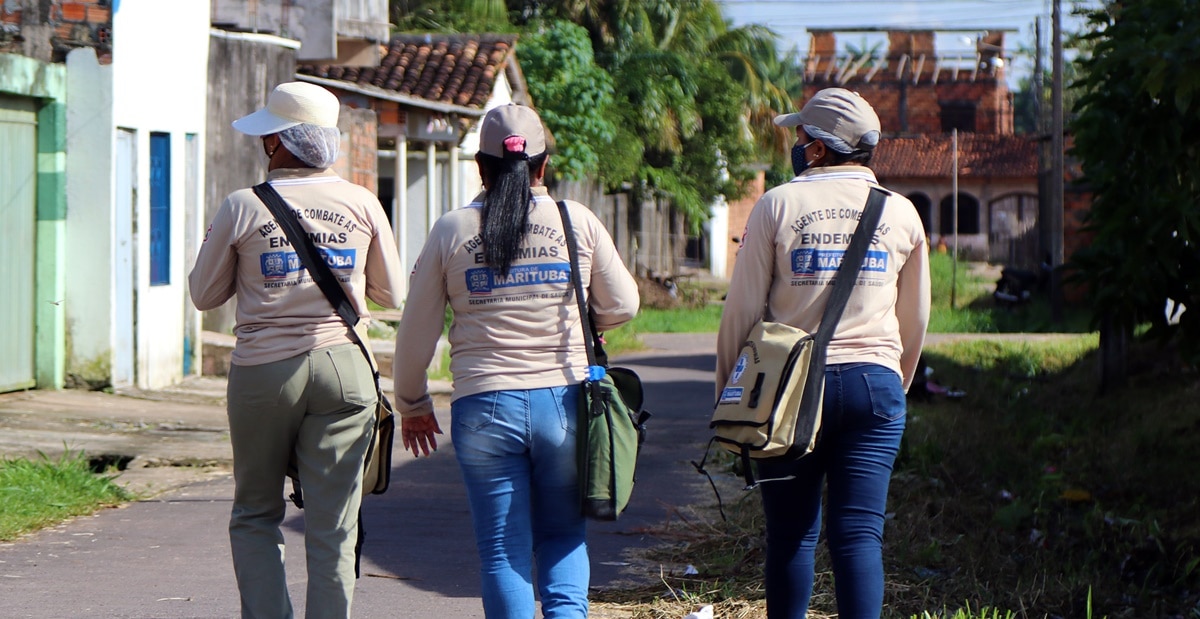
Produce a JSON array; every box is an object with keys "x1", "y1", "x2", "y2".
[{"x1": 717, "y1": 0, "x2": 1104, "y2": 87}]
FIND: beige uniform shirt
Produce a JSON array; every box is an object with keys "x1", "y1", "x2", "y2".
[
  {"x1": 189, "y1": 168, "x2": 405, "y2": 366},
  {"x1": 393, "y1": 186, "x2": 640, "y2": 418},
  {"x1": 716, "y1": 166, "x2": 930, "y2": 393}
]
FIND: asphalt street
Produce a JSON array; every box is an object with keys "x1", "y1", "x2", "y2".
[{"x1": 0, "y1": 333, "x2": 723, "y2": 618}]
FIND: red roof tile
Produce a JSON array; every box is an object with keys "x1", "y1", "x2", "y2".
[
  {"x1": 872, "y1": 134, "x2": 1038, "y2": 179},
  {"x1": 299, "y1": 33, "x2": 517, "y2": 110}
]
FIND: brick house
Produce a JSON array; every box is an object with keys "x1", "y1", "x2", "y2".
[
  {"x1": 726, "y1": 27, "x2": 1041, "y2": 276},
  {"x1": 805, "y1": 28, "x2": 1039, "y2": 263}
]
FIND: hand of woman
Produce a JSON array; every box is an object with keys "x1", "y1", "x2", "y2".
[{"x1": 401, "y1": 413, "x2": 443, "y2": 458}]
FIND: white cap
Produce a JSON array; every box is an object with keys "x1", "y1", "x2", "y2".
[{"x1": 232, "y1": 82, "x2": 341, "y2": 136}]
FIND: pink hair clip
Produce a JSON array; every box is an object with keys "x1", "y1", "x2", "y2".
[{"x1": 503, "y1": 136, "x2": 526, "y2": 153}]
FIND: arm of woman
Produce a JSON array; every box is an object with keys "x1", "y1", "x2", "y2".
[
  {"x1": 363, "y1": 198, "x2": 406, "y2": 309},
  {"x1": 188, "y1": 198, "x2": 239, "y2": 311},
  {"x1": 895, "y1": 234, "x2": 931, "y2": 391},
  {"x1": 392, "y1": 225, "x2": 449, "y2": 424},
  {"x1": 715, "y1": 197, "x2": 777, "y2": 394}
]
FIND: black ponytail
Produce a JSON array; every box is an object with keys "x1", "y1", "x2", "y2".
[{"x1": 478, "y1": 152, "x2": 548, "y2": 276}]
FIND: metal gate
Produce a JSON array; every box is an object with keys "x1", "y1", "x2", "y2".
[
  {"x1": 0, "y1": 95, "x2": 38, "y2": 392},
  {"x1": 988, "y1": 193, "x2": 1040, "y2": 267}
]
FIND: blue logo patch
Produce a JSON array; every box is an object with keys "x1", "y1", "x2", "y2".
[
  {"x1": 465, "y1": 263, "x2": 571, "y2": 295},
  {"x1": 791, "y1": 249, "x2": 889, "y2": 276},
  {"x1": 718, "y1": 387, "x2": 744, "y2": 405},
  {"x1": 260, "y1": 248, "x2": 356, "y2": 279},
  {"x1": 730, "y1": 353, "x2": 748, "y2": 385}
]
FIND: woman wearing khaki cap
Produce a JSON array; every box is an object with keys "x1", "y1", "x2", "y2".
[
  {"x1": 190, "y1": 82, "x2": 405, "y2": 618},
  {"x1": 393, "y1": 104, "x2": 639, "y2": 617},
  {"x1": 715, "y1": 88, "x2": 930, "y2": 618}
]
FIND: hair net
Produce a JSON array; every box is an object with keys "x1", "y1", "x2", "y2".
[
  {"x1": 278, "y1": 123, "x2": 341, "y2": 169},
  {"x1": 803, "y1": 124, "x2": 879, "y2": 154}
]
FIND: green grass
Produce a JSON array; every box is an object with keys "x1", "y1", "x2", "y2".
[
  {"x1": 594, "y1": 335, "x2": 1195, "y2": 618},
  {"x1": 614, "y1": 254, "x2": 1096, "y2": 338},
  {"x1": 633, "y1": 304, "x2": 725, "y2": 333},
  {"x1": 927, "y1": 253, "x2": 1093, "y2": 334},
  {"x1": 0, "y1": 451, "x2": 129, "y2": 541}
]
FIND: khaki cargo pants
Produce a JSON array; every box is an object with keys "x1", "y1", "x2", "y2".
[{"x1": 226, "y1": 343, "x2": 375, "y2": 619}]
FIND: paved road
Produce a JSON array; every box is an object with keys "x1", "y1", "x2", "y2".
[{"x1": 0, "y1": 333, "x2": 721, "y2": 618}]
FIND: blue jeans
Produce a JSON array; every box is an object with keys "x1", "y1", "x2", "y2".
[
  {"x1": 451, "y1": 385, "x2": 589, "y2": 619},
  {"x1": 757, "y1": 363, "x2": 907, "y2": 619}
]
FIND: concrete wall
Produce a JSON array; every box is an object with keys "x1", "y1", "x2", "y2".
[
  {"x1": 63, "y1": 47, "x2": 114, "y2": 387},
  {"x1": 210, "y1": 0, "x2": 388, "y2": 62},
  {"x1": 111, "y1": 0, "x2": 209, "y2": 389},
  {"x1": 882, "y1": 177, "x2": 1037, "y2": 260},
  {"x1": 202, "y1": 30, "x2": 298, "y2": 335}
]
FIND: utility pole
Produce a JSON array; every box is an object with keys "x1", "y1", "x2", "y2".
[
  {"x1": 1034, "y1": 17, "x2": 1044, "y2": 133},
  {"x1": 951, "y1": 128, "x2": 959, "y2": 310},
  {"x1": 1050, "y1": 0, "x2": 1065, "y2": 322}
]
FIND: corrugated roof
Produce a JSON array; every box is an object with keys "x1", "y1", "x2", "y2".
[
  {"x1": 872, "y1": 133, "x2": 1038, "y2": 179},
  {"x1": 298, "y1": 33, "x2": 517, "y2": 111}
]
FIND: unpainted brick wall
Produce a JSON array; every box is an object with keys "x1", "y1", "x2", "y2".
[
  {"x1": 0, "y1": 0, "x2": 111, "y2": 63},
  {"x1": 725, "y1": 170, "x2": 765, "y2": 278},
  {"x1": 335, "y1": 105, "x2": 379, "y2": 195},
  {"x1": 804, "y1": 30, "x2": 1012, "y2": 137}
]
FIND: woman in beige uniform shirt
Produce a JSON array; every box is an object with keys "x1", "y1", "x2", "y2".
[
  {"x1": 189, "y1": 82, "x2": 405, "y2": 619},
  {"x1": 393, "y1": 104, "x2": 639, "y2": 618},
  {"x1": 716, "y1": 88, "x2": 930, "y2": 618}
]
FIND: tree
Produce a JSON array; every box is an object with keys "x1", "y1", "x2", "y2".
[
  {"x1": 524, "y1": 0, "x2": 796, "y2": 220},
  {"x1": 1068, "y1": 0, "x2": 1200, "y2": 364},
  {"x1": 519, "y1": 21, "x2": 617, "y2": 181},
  {"x1": 391, "y1": 0, "x2": 513, "y2": 32},
  {"x1": 390, "y1": 0, "x2": 800, "y2": 221}
]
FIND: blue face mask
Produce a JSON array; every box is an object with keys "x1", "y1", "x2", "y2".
[{"x1": 791, "y1": 139, "x2": 818, "y2": 176}]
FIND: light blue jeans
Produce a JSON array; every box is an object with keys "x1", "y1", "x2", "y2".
[
  {"x1": 757, "y1": 363, "x2": 908, "y2": 619},
  {"x1": 451, "y1": 385, "x2": 589, "y2": 619}
]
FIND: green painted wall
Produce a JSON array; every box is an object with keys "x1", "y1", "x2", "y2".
[{"x1": 1, "y1": 53, "x2": 67, "y2": 389}]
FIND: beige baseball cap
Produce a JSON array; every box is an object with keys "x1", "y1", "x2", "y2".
[
  {"x1": 774, "y1": 88, "x2": 881, "y2": 152},
  {"x1": 478, "y1": 104, "x2": 547, "y2": 159},
  {"x1": 233, "y1": 82, "x2": 341, "y2": 136}
]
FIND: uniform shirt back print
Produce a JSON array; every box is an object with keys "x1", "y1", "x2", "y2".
[
  {"x1": 786, "y1": 170, "x2": 889, "y2": 289},
  {"x1": 460, "y1": 194, "x2": 572, "y2": 306},
  {"x1": 258, "y1": 177, "x2": 360, "y2": 289}
]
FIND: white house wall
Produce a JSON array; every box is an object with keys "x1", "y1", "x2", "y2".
[
  {"x1": 112, "y1": 0, "x2": 209, "y2": 389},
  {"x1": 457, "y1": 72, "x2": 514, "y2": 205},
  {"x1": 64, "y1": 49, "x2": 115, "y2": 385}
]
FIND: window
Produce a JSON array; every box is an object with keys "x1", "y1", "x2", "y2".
[
  {"x1": 939, "y1": 193, "x2": 981, "y2": 235},
  {"x1": 906, "y1": 192, "x2": 932, "y2": 233},
  {"x1": 149, "y1": 132, "x2": 171, "y2": 286},
  {"x1": 940, "y1": 101, "x2": 977, "y2": 133}
]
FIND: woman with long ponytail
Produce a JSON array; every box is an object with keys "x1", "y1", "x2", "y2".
[
  {"x1": 478, "y1": 141, "x2": 546, "y2": 276},
  {"x1": 392, "y1": 104, "x2": 640, "y2": 618}
]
